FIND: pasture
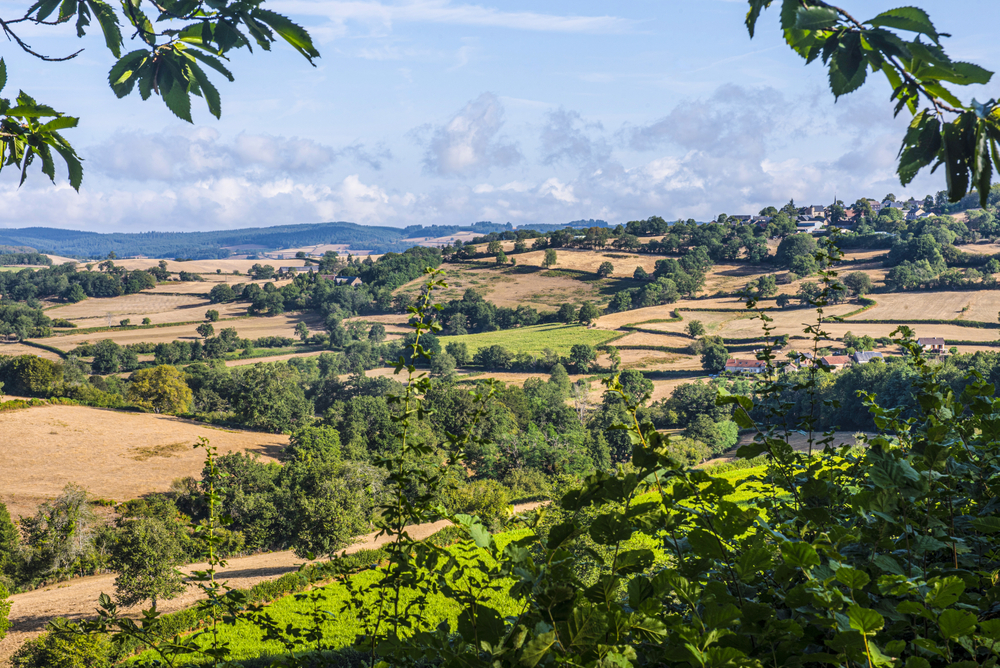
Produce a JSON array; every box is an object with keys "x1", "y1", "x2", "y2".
[
  {"x1": 0, "y1": 403, "x2": 285, "y2": 520},
  {"x1": 36, "y1": 312, "x2": 322, "y2": 352},
  {"x1": 44, "y1": 293, "x2": 247, "y2": 327},
  {"x1": 439, "y1": 323, "x2": 618, "y2": 356}
]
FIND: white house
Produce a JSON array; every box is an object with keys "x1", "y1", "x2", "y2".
[
  {"x1": 917, "y1": 337, "x2": 946, "y2": 353},
  {"x1": 724, "y1": 359, "x2": 767, "y2": 374}
]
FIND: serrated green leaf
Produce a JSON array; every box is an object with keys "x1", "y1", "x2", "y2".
[
  {"x1": 0, "y1": 59, "x2": 6, "y2": 94},
  {"x1": 745, "y1": 0, "x2": 771, "y2": 38},
  {"x1": 795, "y1": 6, "x2": 839, "y2": 31},
  {"x1": 898, "y1": 110, "x2": 941, "y2": 185},
  {"x1": 28, "y1": 0, "x2": 62, "y2": 22},
  {"x1": 161, "y1": 74, "x2": 193, "y2": 123},
  {"x1": 38, "y1": 143, "x2": 56, "y2": 182},
  {"x1": 107, "y1": 50, "x2": 149, "y2": 98},
  {"x1": 86, "y1": 0, "x2": 123, "y2": 58},
  {"x1": 866, "y1": 6, "x2": 939, "y2": 43},
  {"x1": 251, "y1": 8, "x2": 320, "y2": 63},
  {"x1": 185, "y1": 49, "x2": 234, "y2": 81},
  {"x1": 40, "y1": 116, "x2": 78, "y2": 132},
  {"x1": 186, "y1": 60, "x2": 221, "y2": 119},
  {"x1": 939, "y1": 608, "x2": 977, "y2": 640}
]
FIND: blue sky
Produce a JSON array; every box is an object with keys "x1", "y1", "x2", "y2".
[{"x1": 1, "y1": 0, "x2": 997, "y2": 232}]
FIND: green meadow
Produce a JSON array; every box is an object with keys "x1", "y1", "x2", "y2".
[{"x1": 439, "y1": 323, "x2": 618, "y2": 356}]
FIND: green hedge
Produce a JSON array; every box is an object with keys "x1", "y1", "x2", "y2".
[
  {"x1": 846, "y1": 318, "x2": 1000, "y2": 329},
  {"x1": 18, "y1": 339, "x2": 68, "y2": 358}
]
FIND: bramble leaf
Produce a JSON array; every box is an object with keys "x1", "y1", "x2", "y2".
[
  {"x1": 867, "y1": 7, "x2": 939, "y2": 42},
  {"x1": 795, "y1": 6, "x2": 839, "y2": 31}
]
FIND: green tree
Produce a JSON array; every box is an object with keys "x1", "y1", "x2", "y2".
[
  {"x1": 205, "y1": 309, "x2": 220, "y2": 322},
  {"x1": 109, "y1": 516, "x2": 186, "y2": 608},
  {"x1": 568, "y1": 343, "x2": 596, "y2": 373},
  {"x1": 286, "y1": 425, "x2": 341, "y2": 464},
  {"x1": 446, "y1": 341, "x2": 469, "y2": 366},
  {"x1": 119, "y1": 318, "x2": 131, "y2": 327},
  {"x1": 196, "y1": 323, "x2": 215, "y2": 339},
  {"x1": 686, "y1": 320, "x2": 706, "y2": 338},
  {"x1": 141, "y1": 317, "x2": 152, "y2": 325},
  {"x1": 487, "y1": 240, "x2": 503, "y2": 256},
  {"x1": 230, "y1": 363, "x2": 313, "y2": 432},
  {"x1": 0, "y1": 501, "x2": 18, "y2": 583},
  {"x1": 63, "y1": 284, "x2": 87, "y2": 303},
  {"x1": 126, "y1": 365, "x2": 193, "y2": 414},
  {"x1": 556, "y1": 303, "x2": 577, "y2": 324},
  {"x1": 430, "y1": 351, "x2": 457, "y2": 379},
  {"x1": 597, "y1": 261, "x2": 614, "y2": 278},
  {"x1": 844, "y1": 271, "x2": 874, "y2": 296},
  {"x1": 209, "y1": 284, "x2": 236, "y2": 304},
  {"x1": 496, "y1": 250, "x2": 508, "y2": 265},
  {"x1": 368, "y1": 323, "x2": 386, "y2": 343},
  {"x1": 0, "y1": 581, "x2": 9, "y2": 641},
  {"x1": 775, "y1": 234, "x2": 818, "y2": 269},
  {"x1": 294, "y1": 321, "x2": 309, "y2": 342},
  {"x1": 543, "y1": 248, "x2": 558, "y2": 268},
  {"x1": 578, "y1": 302, "x2": 600, "y2": 325},
  {"x1": 701, "y1": 342, "x2": 728, "y2": 374}
]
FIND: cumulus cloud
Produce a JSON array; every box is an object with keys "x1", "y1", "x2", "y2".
[
  {"x1": 539, "y1": 109, "x2": 610, "y2": 166},
  {"x1": 89, "y1": 127, "x2": 391, "y2": 182},
  {"x1": 421, "y1": 92, "x2": 522, "y2": 177}
]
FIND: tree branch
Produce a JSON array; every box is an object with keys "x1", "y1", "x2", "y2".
[{"x1": 0, "y1": 17, "x2": 83, "y2": 61}]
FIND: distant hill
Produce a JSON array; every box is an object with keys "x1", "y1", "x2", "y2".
[{"x1": 0, "y1": 219, "x2": 607, "y2": 259}]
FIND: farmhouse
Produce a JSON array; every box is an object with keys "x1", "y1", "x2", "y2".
[
  {"x1": 819, "y1": 355, "x2": 851, "y2": 371},
  {"x1": 724, "y1": 359, "x2": 766, "y2": 374},
  {"x1": 918, "y1": 337, "x2": 946, "y2": 353},
  {"x1": 796, "y1": 219, "x2": 826, "y2": 234},
  {"x1": 851, "y1": 351, "x2": 884, "y2": 364}
]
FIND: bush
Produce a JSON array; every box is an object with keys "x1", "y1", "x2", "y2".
[
  {"x1": 445, "y1": 479, "x2": 511, "y2": 530},
  {"x1": 0, "y1": 582, "x2": 10, "y2": 640},
  {"x1": 10, "y1": 621, "x2": 112, "y2": 668}
]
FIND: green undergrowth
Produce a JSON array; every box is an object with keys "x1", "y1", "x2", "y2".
[{"x1": 439, "y1": 323, "x2": 617, "y2": 356}]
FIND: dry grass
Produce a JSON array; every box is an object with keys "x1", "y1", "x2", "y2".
[
  {"x1": 39, "y1": 312, "x2": 323, "y2": 351},
  {"x1": 858, "y1": 291, "x2": 1000, "y2": 322},
  {"x1": 0, "y1": 404, "x2": 285, "y2": 520},
  {"x1": 45, "y1": 293, "x2": 247, "y2": 326},
  {"x1": 0, "y1": 342, "x2": 63, "y2": 362},
  {"x1": 111, "y1": 259, "x2": 304, "y2": 274},
  {"x1": 43, "y1": 254, "x2": 81, "y2": 266}
]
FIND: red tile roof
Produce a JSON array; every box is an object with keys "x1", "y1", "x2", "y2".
[{"x1": 820, "y1": 355, "x2": 851, "y2": 366}]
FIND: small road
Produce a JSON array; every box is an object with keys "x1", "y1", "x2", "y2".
[{"x1": 0, "y1": 502, "x2": 543, "y2": 665}]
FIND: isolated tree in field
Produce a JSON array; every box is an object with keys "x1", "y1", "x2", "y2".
[
  {"x1": 295, "y1": 321, "x2": 309, "y2": 342},
  {"x1": 496, "y1": 250, "x2": 508, "y2": 265},
  {"x1": 205, "y1": 309, "x2": 220, "y2": 322},
  {"x1": 127, "y1": 365, "x2": 193, "y2": 414},
  {"x1": 844, "y1": 271, "x2": 874, "y2": 296},
  {"x1": 110, "y1": 516, "x2": 185, "y2": 608},
  {"x1": 776, "y1": 294, "x2": 792, "y2": 309},
  {"x1": 119, "y1": 318, "x2": 131, "y2": 327},
  {"x1": 141, "y1": 317, "x2": 152, "y2": 325},
  {"x1": 513, "y1": 240, "x2": 528, "y2": 253},
  {"x1": 487, "y1": 240, "x2": 503, "y2": 256},
  {"x1": 196, "y1": 323, "x2": 214, "y2": 340},
  {"x1": 578, "y1": 302, "x2": 600, "y2": 325},
  {"x1": 686, "y1": 320, "x2": 706, "y2": 338},
  {"x1": 543, "y1": 249, "x2": 558, "y2": 268},
  {"x1": 557, "y1": 303, "x2": 577, "y2": 324},
  {"x1": 597, "y1": 261, "x2": 614, "y2": 278},
  {"x1": 633, "y1": 266, "x2": 650, "y2": 281},
  {"x1": 701, "y1": 342, "x2": 728, "y2": 374}
]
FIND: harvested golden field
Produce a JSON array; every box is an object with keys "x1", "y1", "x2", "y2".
[
  {"x1": 143, "y1": 277, "x2": 295, "y2": 295},
  {"x1": 955, "y1": 242, "x2": 998, "y2": 255},
  {"x1": 396, "y1": 264, "x2": 598, "y2": 311},
  {"x1": 0, "y1": 342, "x2": 62, "y2": 362},
  {"x1": 857, "y1": 291, "x2": 1000, "y2": 322},
  {"x1": 508, "y1": 248, "x2": 660, "y2": 276},
  {"x1": 612, "y1": 331, "x2": 689, "y2": 348},
  {"x1": 43, "y1": 254, "x2": 81, "y2": 266},
  {"x1": 822, "y1": 321, "x2": 999, "y2": 343},
  {"x1": 39, "y1": 313, "x2": 322, "y2": 351},
  {"x1": 45, "y1": 293, "x2": 247, "y2": 326},
  {"x1": 0, "y1": 404, "x2": 285, "y2": 520}
]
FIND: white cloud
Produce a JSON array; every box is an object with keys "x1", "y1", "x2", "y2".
[
  {"x1": 421, "y1": 92, "x2": 522, "y2": 177},
  {"x1": 89, "y1": 128, "x2": 390, "y2": 182},
  {"x1": 540, "y1": 109, "x2": 610, "y2": 166}
]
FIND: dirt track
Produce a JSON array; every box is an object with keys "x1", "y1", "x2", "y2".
[{"x1": 0, "y1": 502, "x2": 543, "y2": 665}]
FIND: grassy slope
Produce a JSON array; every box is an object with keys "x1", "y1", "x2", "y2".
[{"x1": 439, "y1": 323, "x2": 618, "y2": 356}]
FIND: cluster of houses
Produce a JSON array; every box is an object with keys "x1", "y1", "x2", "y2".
[
  {"x1": 722, "y1": 337, "x2": 950, "y2": 375},
  {"x1": 747, "y1": 197, "x2": 934, "y2": 237},
  {"x1": 277, "y1": 265, "x2": 365, "y2": 286}
]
